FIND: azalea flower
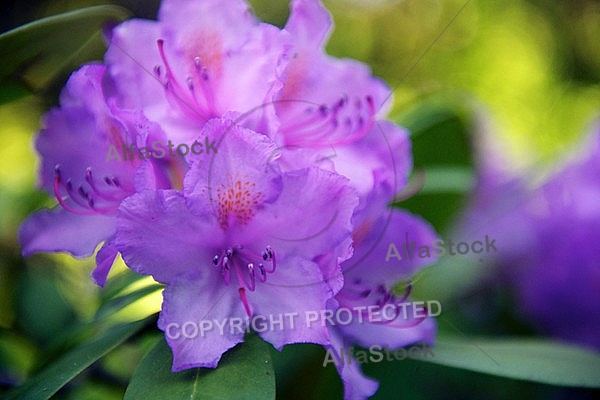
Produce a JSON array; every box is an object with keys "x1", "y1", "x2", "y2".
[
  {"x1": 115, "y1": 118, "x2": 359, "y2": 369},
  {"x1": 19, "y1": 64, "x2": 171, "y2": 285}
]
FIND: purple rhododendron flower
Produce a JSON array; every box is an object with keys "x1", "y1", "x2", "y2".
[
  {"x1": 273, "y1": 0, "x2": 411, "y2": 207},
  {"x1": 20, "y1": 0, "x2": 440, "y2": 397},
  {"x1": 458, "y1": 120, "x2": 600, "y2": 351},
  {"x1": 19, "y1": 64, "x2": 172, "y2": 285},
  {"x1": 324, "y1": 196, "x2": 439, "y2": 398},
  {"x1": 273, "y1": 0, "x2": 391, "y2": 148},
  {"x1": 105, "y1": 0, "x2": 291, "y2": 137},
  {"x1": 115, "y1": 118, "x2": 359, "y2": 369}
]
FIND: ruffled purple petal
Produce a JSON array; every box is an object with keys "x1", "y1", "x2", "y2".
[
  {"x1": 36, "y1": 65, "x2": 139, "y2": 196},
  {"x1": 93, "y1": 240, "x2": 118, "y2": 286},
  {"x1": 20, "y1": 207, "x2": 114, "y2": 257},
  {"x1": 105, "y1": 19, "x2": 163, "y2": 110},
  {"x1": 275, "y1": 0, "x2": 391, "y2": 148},
  {"x1": 183, "y1": 118, "x2": 283, "y2": 219},
  {"x1": 346, "y1": 209, "x2": 439, "y2": 288},
  {"x1": 246, "y1": 257, "x2": 334, "y2": 349},
  {"x1": 115, "y1": 189, "x2": 225, "y2": 283},
  {"x1": 21, "y1": 64, "x2": 169, "y2": 281},
  {"x1": 159, "y1": 0, "x2": 256, "y2": 41},
  {"x1": 285, "y1": 0, "x2": 333, "y2": 48},
  {"x1": 158, "y1": 273, "x2": 246, "y2": 370},
  {"x1": 107, "y1": 0, "x2": 290, "y2": 137},
  {"x1": 333, "y1": 121, "x2": 411, "y2": 204},
  {"x1": 247, "y1": 167, "x2": 358, "y2": 263},
  {"x1": 326, "y1": 328, "x2": 379, "y2": 400}
]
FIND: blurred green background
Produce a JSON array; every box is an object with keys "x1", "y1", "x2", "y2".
[{"x1": 0, "y1": 0, "x2": 599, "y2": 399}]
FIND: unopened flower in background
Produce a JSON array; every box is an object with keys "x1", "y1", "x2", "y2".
[{"x1": 457, "y1": 119, "x2": 600, "y2": 351}]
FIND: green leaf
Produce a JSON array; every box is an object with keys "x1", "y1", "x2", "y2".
[
  {"x1": 17, "y1": 267, "x2": 76, "y2": 344},
  {"x1": 0, "y1": 5, "x2": 131, "y2": 102},
  {"x1": 4, "y1": 318, "x2": 150, "y2": 400},
  {"x1": 392, "y1": 94, "x2": 475, "y2": 232},
  {"x1": 418, "y1": 335, "x2": 600, "y2": 388},
  {"x1": 94, "y1": 283, "x2": 163, "y2": 321},
  {"x1": 418, "y1": 166, "x2": 474, "y2": 194},
  {"x1": 125, "y1": 334, "x2": 275, "y2": 400},
  {"x1": 101, "y1": 270, "x2": 148, "y2": 302},
  {"x1": 0, "y1": 81, "x2": 31, "y2": 104},
  {"x1": 43, "y1": 282, "x2": 161, "y2": 355},
  {"x1": 393, "y1": 98, "x2": 468, "y2": 142},
  {"x1": 409, "y1": 251, "x2": 488, "y2": 305}
]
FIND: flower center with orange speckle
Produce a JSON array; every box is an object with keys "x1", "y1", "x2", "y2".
[{"x1": 216, "y1": 176, "x2": 261, "y2": 229}]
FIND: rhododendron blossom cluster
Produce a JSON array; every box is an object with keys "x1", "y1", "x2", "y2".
[{"x1": 20, "y1": 0, "x2": 439, "y2": 398}]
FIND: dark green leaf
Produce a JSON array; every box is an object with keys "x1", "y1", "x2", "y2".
[
  {"x1": 17, "y1": 268, "x2": 76, "y2": 344},
  {"x1": 4, "y1": 318, "x2": 150, "y2": 400},
  {"x1": 43, "y1": 278, "x2": 160, "y2": 355},
  {"x1": 392, "y1": 95, "x2": 475, "y2": 232},
  {"x1": 418, "y1": 166, "x2": 474, "y2": 194},
  {"x1": 0, "y1": 5, "x2": 131, "y2": 102},
  {"x1": 418, "y1": 335, "x2": 600, "y2": 388},
  {"x1": 0, "y1": 81, "x2": 31, "y2": 104},
  {"x1": 125, "y1": 334, "x2": 275, "y2": 400}
]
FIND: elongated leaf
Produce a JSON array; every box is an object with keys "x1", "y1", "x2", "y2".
[
  {"x1": 95, "y1": 284, "x2": 163, "y2": 321},
  {"x1": 101, "y1": 270, "x2": 148, "y2": 302},
  {"x1": 38, "y1": 271, "x2": 158, "y2": 356},
  {"x1": 4, "y1": 318, "x2": 150, "y2": 400},
  {"x1": 0, "y1": 5, "x2": 130, "y2": 102},
  {"x1": 125, "y1": 334, "x2": 275, "y2": 400},
  {"x1": 418, "y1": 335, "x2": 600, "y2": 388},
  {"x1": 419, "y1": 166, "x2": 474, "y2": 194}
]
